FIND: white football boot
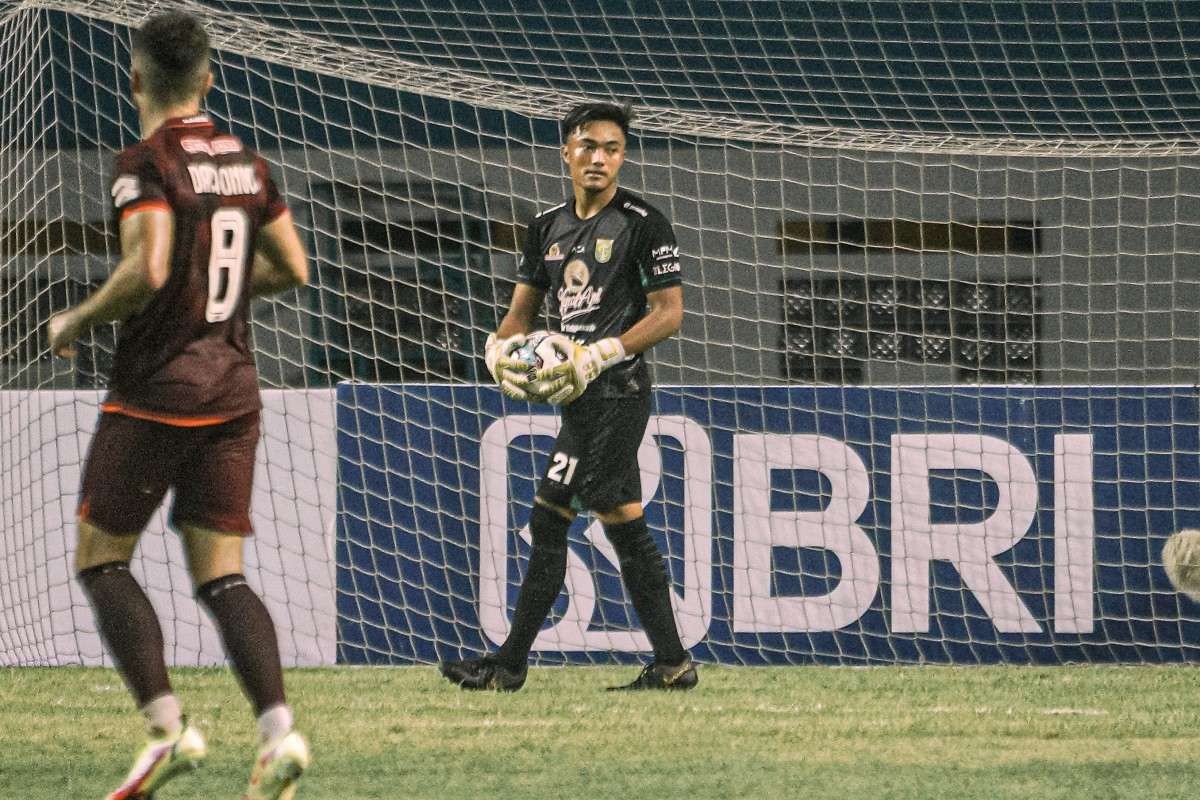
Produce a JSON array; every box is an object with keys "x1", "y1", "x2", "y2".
[
  {"x1": 243, "y1": 730, "x2": 310, "y2": 800},
  {"x1": 106, "y1": 720, "x2": 207, "y2": 800}
]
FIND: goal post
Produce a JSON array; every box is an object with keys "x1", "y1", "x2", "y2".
[{"x1": 2, "y1": 1, "x2": 1199, "y2": 666}]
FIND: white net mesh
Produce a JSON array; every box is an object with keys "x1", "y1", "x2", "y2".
[{"x1": 2, "y1": 0, "x2": 1199, "y2": 666}]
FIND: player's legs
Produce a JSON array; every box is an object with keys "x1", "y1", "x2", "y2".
[
  {"x1": 76, "y1": 520, "x2": 182, "y2": 724},
  {"x1": 440, "y1": 497, "x2": 570, "y2": 691},
  {"x1": 82, "y1": 540, "x2": 207, "y2": 800},
  {"x1": 182, "y1": 525, "x2": 308, "y2": 800},
  {"x1": 74, "y1": 411, "x2": 207, "y2": 798},
  {"x1": 597, "y1": 504, "x2": 697, "y2": 691},
  {"x1": 182, "y1": 525, "x2": 288, "y2": 727},
  {"x1": 493, "y1": 498, "x2": 574, "y2": 667},
  {"x1": 174, "y1": 411, "x2": 308, "y2": 799},
  {"x1": 565, "y1": 390, "x2": 694, "y2": 690},
  {"x1": 77, "y1": 523, "x2": 209, "y2": 799}
]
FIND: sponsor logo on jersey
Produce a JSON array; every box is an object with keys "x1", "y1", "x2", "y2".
[
  {"x1": 546, "y1": 242, "x2": 563, "y2": 260},
  {"x1": 180, "y1": 136, "x2": 244, "y2": 156},
  {"x1": 111, "y1": 174, "x2": 141, "y2": 208},
  {"x1": 563, "y1": 259, "x2": 590, "y2": 294},
  {"x1": 186, "y1": 163, "x2": 261, "y2": 196},
  {"x1": 594, "y1": 238, "x2": 613, "y2": 263},
  {"x1": 650, "y1": 243, "x2": 681, "y2": 276},
  {"x1": 622, "y1": 200, "x2": 648, "y2": 217},
  {"x1": 558, "y1": 259, "x2": 604, "y2": 321}
]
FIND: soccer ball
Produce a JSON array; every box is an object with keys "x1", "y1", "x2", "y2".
[
  {"x1": 512, "y1": 330, "x2": 569, "y2": 399},
  {"x1": 1162, "y1": 528, "x2": 1200, "y2": 601}
]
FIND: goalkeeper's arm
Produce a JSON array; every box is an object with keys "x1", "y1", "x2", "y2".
[
  {"x1": 612, "y1": 284, "x2": 683, "y2": 358},
  {"x1": 485, "y1": 283, "x2": 546, "y2": 399},
  {"x1": 494, "y1": 283, "x2": 543, "y2": 340},
  {"x1": 543, "y1": 284, "x2": 683, "y2": 404}
]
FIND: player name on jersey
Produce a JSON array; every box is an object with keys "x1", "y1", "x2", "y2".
[{"x1": 186, "y1": 163, "x2": 261, "y2": 196}]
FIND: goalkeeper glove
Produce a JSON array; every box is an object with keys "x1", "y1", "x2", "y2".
[
  {"x1": 539, "y1": 335, "x2": 626, "y2": 405},
  {"x1": 485, "y1": 332, "x2": 533, "y2": 400}
]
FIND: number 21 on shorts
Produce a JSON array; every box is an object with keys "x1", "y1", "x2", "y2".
[
  {"x1": 206, "y1": 207, "x2": 250, "y2": 322},
  {"x1": 547, "y1": 451, "x2": 579, "y2": 484}
]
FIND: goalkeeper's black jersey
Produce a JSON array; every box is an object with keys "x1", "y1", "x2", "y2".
[{"x1": 516, "y1": 187, "x2": 682, "y2": 396}]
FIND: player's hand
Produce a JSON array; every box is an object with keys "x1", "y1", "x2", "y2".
[
  {"x1": 47, "y1": 311, "x2": 81, "y2": 359},
  {"x1": 538, "y1": 335, "x2": 625, "y2": 405},
  {"x1": 484, "y1": 332, "x2": 533, "y2": 400}
]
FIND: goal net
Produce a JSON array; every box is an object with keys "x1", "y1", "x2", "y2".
[{"x1": 2, "y1": 0, "x2": 1199, "y2": 666}]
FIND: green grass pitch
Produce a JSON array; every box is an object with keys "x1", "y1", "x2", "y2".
[{"x1": 3, "y1": 665, "x2": 1199, "y2": 799}]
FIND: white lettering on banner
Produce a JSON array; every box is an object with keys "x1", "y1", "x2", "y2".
[
  {"x1": 729, "y1": 431, "x2": 1096, "y2": 636},
  {"x1": 732, "y1": 434, "x2": 879, "y2": 632},
  {"x1": 478, "y1": 415, "x2": 713, "y2": 652},
  {"x1": 890, "y1": 433, "x2": 1042, "y2": 633},
  {"x1": 477, "y1": 421, "x2": 1096, "y2": 648},
  {"x1": 1054, "y1": 434, "x2": 1095, "y2": 632}
]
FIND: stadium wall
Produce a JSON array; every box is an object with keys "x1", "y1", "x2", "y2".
[{"x1": 20, "y1": 147, "x2": 1200, "y2": 389}]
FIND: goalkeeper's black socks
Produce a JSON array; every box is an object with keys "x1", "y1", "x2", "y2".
[
  {"x1": 495, "y1": 502, "x2": 571, "y2": 670},
  {"x1": 78, "y1": 561, "x2": 173, "y2": 707},
  {"x1": 605, "y1": 517, "x2": 689, "y2": 666},
  {"x1": 197, "y1": 573, "x2": 286, "y2": 715}
]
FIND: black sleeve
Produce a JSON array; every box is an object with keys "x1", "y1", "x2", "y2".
[
  {"x1": 515, "y1": 216, "x2": 549, "y2": 290},
  {"x1": 638, "y1": 212, "x2": 682, "y2": 291}
]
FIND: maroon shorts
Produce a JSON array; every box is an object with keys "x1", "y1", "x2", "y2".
[{"x1": 78, "y1": 410, "x2": 260, "y2": 535}]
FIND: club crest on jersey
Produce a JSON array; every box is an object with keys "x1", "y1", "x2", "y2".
[
  {"x1": 594, "y1": 238, "x2": 613, "y2": 263},
  {"x1": 563, "y1": 259, "x2": 590, "y2": 294},
  {"x1": 545, "y1": 242, "x2": 564, "y2": 261}
]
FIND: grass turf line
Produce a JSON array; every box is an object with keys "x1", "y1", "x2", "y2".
[{"x1": 2, "y1": 665, "x2": 1199, "y2": 799}]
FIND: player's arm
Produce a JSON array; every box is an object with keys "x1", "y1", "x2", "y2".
[
  {"x1": 616, "y1": 284, "x2": 683, "y2": 356},
  {"x1": 495, "y1": 282, "x2": 544, "y2": 338},
  {"x1": 250, "y1": 210, "x2": 308, "y2": 297},
  {"x1": 486, "y1": 282, "x2": 546, "y2": 400},
  {"x1": 47, "y1": 208, "x2": 174, "y2": 358},
  {"x1": 486, "y1": 214, "x2": 552, "y2": 399}
]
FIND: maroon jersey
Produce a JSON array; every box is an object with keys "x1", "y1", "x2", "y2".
[{"x1": 104, "y1": 114, "x2": 287, "y2": 423}]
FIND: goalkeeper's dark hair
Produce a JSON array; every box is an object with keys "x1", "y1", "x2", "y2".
[
  {"x1": 560, "y1": 101, "x2": 633, "y2": 142},
  {"x1": 132, "y1": 11, "x2": 210, "y2": 106}
]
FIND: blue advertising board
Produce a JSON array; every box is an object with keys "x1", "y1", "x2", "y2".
[{"x1": 335, "y1": 385, "x2": 1200, "y2": 665}]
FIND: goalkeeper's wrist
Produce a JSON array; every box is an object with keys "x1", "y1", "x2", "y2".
[{"x1": 588, "y1": 337, "x2": 626, "y2": 372}]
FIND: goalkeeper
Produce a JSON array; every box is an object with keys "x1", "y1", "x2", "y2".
[{"x1": 441, "y1": 101, "x2": 694, "y2": 692}]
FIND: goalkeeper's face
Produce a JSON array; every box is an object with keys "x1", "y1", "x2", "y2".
[{"x1": 562, "y1": 121, "x2": 626, "y2": 195}]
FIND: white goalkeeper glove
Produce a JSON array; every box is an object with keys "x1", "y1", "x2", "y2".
[
  {"x1": 538, "y1": 335, "x2": 626, "y2": 406},
  {"x1": 484, "y1": 332, "x2": 533, "y2": 400}
]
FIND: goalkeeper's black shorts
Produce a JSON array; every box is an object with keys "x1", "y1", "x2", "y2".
[{"x1": 535, "y1": 384, "x2": 651, "y2": 514}]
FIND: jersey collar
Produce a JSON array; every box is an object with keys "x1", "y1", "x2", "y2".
[
  {"x1": 164, "y1": 114, "x2": 213, "y2": 129},
  {"x1": 568, "y1": 186, "x2": 624, "y2": 221}
]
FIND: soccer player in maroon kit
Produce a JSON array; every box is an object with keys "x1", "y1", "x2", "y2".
[{"x1": 47, "y1": 12, "x2": 310, "y2": 800}]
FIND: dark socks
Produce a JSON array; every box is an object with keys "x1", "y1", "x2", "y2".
[
  {"x1": 196, "y1": 574, "x2": 285, "y2": 715},
  {"x1": 495, "y1": 503, "x2": 571, "y2": 669},
  {"x1": 78, "y1": 561, "x2": 172, "y2": 707},
  {"x1": 606, "y1": 517, "x2": 689, "y2": 665}
]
